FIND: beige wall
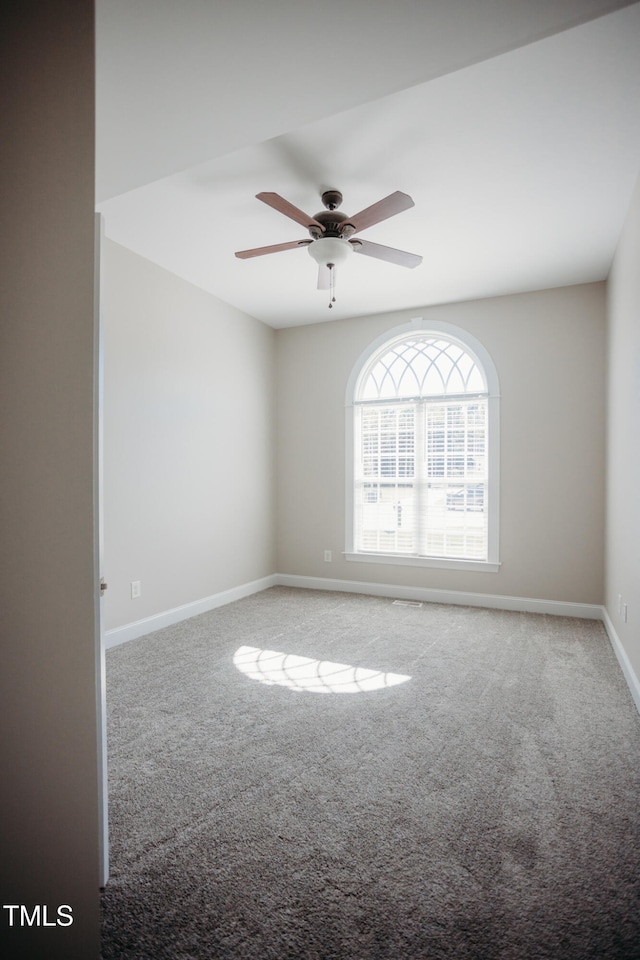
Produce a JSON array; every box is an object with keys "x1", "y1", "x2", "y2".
[
  {"x1": 0, "y1": 3, "x2": 100, "y2": 958},
  {"x1": 102, "y1": 240, "x2": 276, "y2": 631},
  {"x1": 606, "y1": 172, "x2": 640, "y2": 678},
  {"x1": 276, "y1": 282, "x2": 606, "y2": 605}
]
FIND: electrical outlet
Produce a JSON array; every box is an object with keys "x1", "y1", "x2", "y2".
[
  {"x1": 131, "y1": 580, "x2": 141, "y2": 599},
  {"x1": 324, "y1": 550, "x2": 332, "y2": 562}
]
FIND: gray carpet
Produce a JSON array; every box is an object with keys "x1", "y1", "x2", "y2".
[{"x1": 101, "y1": 587, "x2": 640, "y2": 959}]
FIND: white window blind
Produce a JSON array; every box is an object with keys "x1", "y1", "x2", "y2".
[{"x1": 353, "y1": 335, "x2": 490, "y2": 562}]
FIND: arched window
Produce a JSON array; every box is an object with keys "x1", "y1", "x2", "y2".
[{"x1": 345, "y1": 320, "x2": 500, "y2": 571}]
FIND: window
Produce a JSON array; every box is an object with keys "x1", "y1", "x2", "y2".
[{"x1": 345, "y1": 320, "x2": 500, "y2": 571}]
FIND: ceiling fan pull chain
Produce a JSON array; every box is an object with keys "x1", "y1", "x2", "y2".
[{"x1": 329, "y1": 263, "x2": 335, "y2": 308}]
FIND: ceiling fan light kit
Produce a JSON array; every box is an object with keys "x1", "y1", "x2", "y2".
[
  {"x1": 235, "y1": 189, "x2": 422, "y2": 307},
  {"x1": 307, "y1": 236, "x2": 353, "y2": 307},
  {"x1": 307, "y1": 236, "x2": 353, "y2": 267}
]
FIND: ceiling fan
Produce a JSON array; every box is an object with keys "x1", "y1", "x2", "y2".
[{"x1": 235, "y1": 189, "x2": 422, "y2": 307}]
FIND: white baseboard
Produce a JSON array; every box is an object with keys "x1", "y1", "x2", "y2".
[
  {"x1": 104, "y1": 572, "x2": 640, "y2": 715},
  {"x1": 601, "y1": 606, "x2": 640, "y2": 714},
  {"x1": 103, "y1": 574, "x2": 279, "y2": 648},
  {"x1": 105, "y1": 573, "x2": 602, "y2": 650},
  {"x1": 276, "y1": 573, "x2": 604, "y2": 620}
]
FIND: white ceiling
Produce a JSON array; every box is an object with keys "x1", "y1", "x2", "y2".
[{"x1": 96, "y1": 0, "x2": 640, "y2": 328}]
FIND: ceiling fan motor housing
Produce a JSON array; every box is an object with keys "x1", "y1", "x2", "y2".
[{"x1": 309, "y1": 207, "x2": 354, "y2": 240}]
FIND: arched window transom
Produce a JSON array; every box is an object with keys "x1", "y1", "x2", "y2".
[{"x1": 360, "y1": 337, "x2": 486, "y2": 400}]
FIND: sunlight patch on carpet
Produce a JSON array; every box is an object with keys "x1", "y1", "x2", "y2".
[{"x1": 233, "y1": 645, "x2": 411, "y2": 694}]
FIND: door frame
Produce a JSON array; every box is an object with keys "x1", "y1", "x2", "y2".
[{"x1": 94, "y1": 212, "x2": 109, "y2": 887}]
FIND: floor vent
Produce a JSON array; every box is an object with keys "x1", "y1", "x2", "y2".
[{"x1": 392, "y1": 599, "x2": 423, "y2": 608}]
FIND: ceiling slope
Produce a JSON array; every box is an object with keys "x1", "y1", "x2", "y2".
[
  {"x1": 96, "y1": 0, "x2": 637, "y2": 202},
  {"x1": 98, "y1": 3, "x2": 640, "y2": 327}
]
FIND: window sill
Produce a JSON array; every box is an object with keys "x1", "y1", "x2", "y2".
[{"x1": 344, "y1": 552, "x2": 501, "y2": 573}]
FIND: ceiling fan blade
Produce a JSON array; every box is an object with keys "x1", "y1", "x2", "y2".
[
  {"x1": 256, "y1": 192, "x2": 326, "y2": 232},
  {"x1": 317, "y1": 264, "x2": 330, "y2": 289},
  {"x1": 351, "y1": 238, "x2": 422, "y2": 268},
  {"x1": 235, "y1": 239, "x2": 311, "y2": 259},
  {"x1": 341, "y1": 191, "x2": 415, "y2": 235}
]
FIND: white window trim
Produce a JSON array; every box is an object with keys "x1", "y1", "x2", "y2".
[{"x1": 344, "y1": 317, "x2": 501, "y2": 573}]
